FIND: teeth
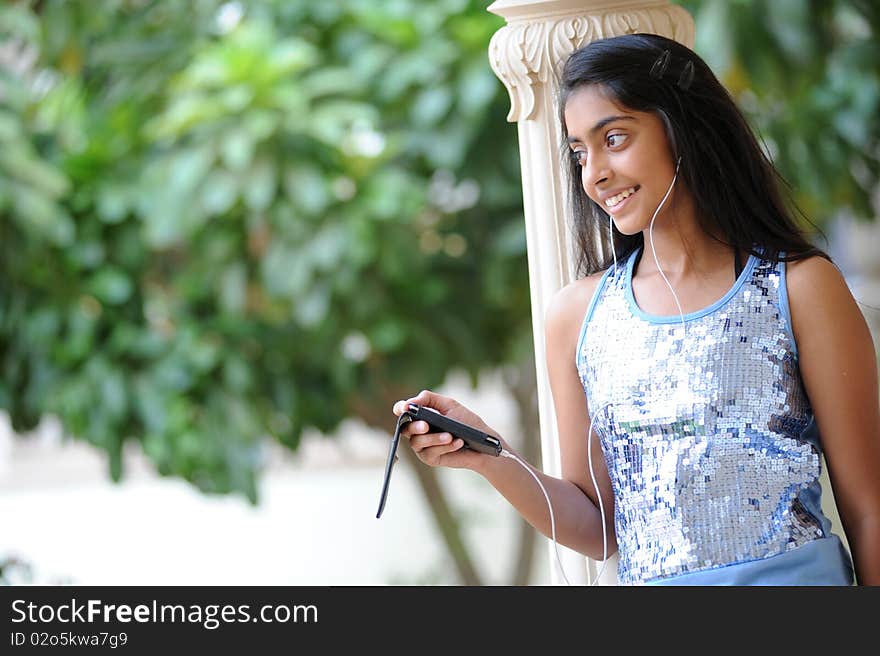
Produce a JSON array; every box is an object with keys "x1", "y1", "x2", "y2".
[{"x1": 605, "y1": 186, "x2": 638, "y2": 208}]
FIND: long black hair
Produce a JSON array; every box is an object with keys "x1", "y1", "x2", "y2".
[{"x1": 558, "y1": 33, "x2": 827, "y2": 277}]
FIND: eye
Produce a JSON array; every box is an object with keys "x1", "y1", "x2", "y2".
[
  {"x1": 606, "y1": 133, "x2": 627, "y2": 148},
  {"x1": 570, "y1": 149, "x2": 587, "y2": 167}
]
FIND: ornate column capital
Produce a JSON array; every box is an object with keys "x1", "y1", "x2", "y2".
[{"x1": 488, "y1": 0, "x2": 694, "y2": 121}]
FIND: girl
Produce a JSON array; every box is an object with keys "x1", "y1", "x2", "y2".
[{"x1": 392, "y1": 33, "x2": 880, "y2": 585}]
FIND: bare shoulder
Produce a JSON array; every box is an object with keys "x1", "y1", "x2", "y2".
[
  {"x1": 545, "y1": 270, "x2": 609, "y2": 350},
  {"x1": 786, "y1": 255, "x2": 846, "y2": 294},
  {"x1": 785, "y1": 255, "x2": 858, "y2": 323},
  {"x1": 785, "y1": 255, "x2": 871, "y2": 353}
]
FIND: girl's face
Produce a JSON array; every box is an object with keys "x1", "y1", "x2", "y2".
[{"x1": 564, "y1": 84, "x2": 681, "y2": 235}]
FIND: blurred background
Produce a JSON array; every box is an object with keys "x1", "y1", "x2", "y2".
[{"x1": 0, "y1": 0, "x2": 877, "y2": 585}]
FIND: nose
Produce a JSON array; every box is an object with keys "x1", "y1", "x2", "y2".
[{"x1": 582, "y1": 151, "x2": 610, "y2": 192}]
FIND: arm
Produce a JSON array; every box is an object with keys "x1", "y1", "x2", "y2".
[
  {"x1": 478, "y1": 275, "x2": 616, "y2": 558},
  {"x1": 393, "y1": 275, "x2": 615, "y2": 559},
  {"x1": 542, "y1": 274, "x2": 617, "y2": 557},
  {"x1": 787, "y1": 256, "x2": 880, "y2": 585}
]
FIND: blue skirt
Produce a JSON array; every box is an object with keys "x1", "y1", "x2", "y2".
[{"x1": 644, "y1": 536, "x2": 854, "y2": 586}]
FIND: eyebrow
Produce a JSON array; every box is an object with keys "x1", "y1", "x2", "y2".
[{"x1": 567, "y1": 115, "x2": 636, "y2": 143}]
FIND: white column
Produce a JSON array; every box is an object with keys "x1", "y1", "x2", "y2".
[{"x1": 486, "y1": 0, "x2": 694, "y2": 585}]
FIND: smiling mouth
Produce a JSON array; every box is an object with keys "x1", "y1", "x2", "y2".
[{"x1": 605, "y1": 185, "x2": 640, "y2": 210}]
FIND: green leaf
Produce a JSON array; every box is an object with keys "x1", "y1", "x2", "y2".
[
  {"x1": 369, "y1": 318, "x2": 408, "y2": 352},
  {"x1": 263, "y1": 242, "x2": 309, "y2": 297},
  {"x1": 457, "y1": 63, "x2": 498, "y2": 116},
  {"x1": 219, "y1": 263, "x2": 247, "y2": 313},
  {"x1": 283, "y1": 165, "x2": 329, "y2": 215},
  {"x1": 168, "y1": 146, "x2": 215, "y2": 194},
  {"x1": 411, "y1": 86, "x2": 453, "y2": 126},
  {"x1": 0, "y1": 4, "x2": 41, "y2": 44},
  {"x1": 293, "y1": 283, "x2": 330, "y2": 327},
  {"x1": 97, "y1": 185, "x2": 130, "y2": 223},
  {"x1": 89, "y1": 267, "x2": 133, "y2": 305},
  {"x1": 243, "y1": 157, "x2": 277, "y2": 211},
  {"x1": 220, "y1": 128, "x2": 256, "y2": 172},
  {"x1": 0, "y1": 146, "x2": 70, "y2": 197},
  {"x1": 11, "y1": 187, "x2": 75, "y2": 245},
  {"x1": 200, "y1": 169, "x2": 240, "y2": 215},
  {"x1": 223, "y1": 355, "x2": 252, "y2": 392},
  {"x1": 0, "y1": 110, "x2": 20, "y2": 141}
]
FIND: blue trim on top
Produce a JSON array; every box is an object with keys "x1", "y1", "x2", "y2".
[
  {"x1": 625, "y1": 247, "x2": 759, "y2": 324},
  {"x1": 778, "y1": 255, "x2": 799, "y2": 359},
  {"x1": 575, "y1": 265, "x2": 617, "y2": 371}
]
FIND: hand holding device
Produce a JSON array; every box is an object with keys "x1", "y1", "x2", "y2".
[
  {"x1": 375, "y1": 399, "x2": 572, "y2": 585},
  {"x1": 404, "y1": 404, "x2": 502, "y2": 457},
  {"x1": 376, "y1": 403, "x2": 501, "y2": 518}
]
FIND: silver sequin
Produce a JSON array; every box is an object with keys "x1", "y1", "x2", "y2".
[{"x1": 577, "y1": 250, "x2": 826, "y2": 584}]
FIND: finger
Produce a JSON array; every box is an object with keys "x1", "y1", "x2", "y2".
[
  {"x1": 410, "y1": 431, "x2": 453, "y2": 453},
  {"x1": 400, "y1": 421, "x2": 430, "y2": 440},
  {"x1": 410, "y1": 421, "x2": 430, "y2": 435},
  {"x1": 441, "y1": 438, "x2": 465, "y2": 456},
  {"x1": 427, "y1": 439, "x2": 466, "y2": 465},
  {"x1": 406, "y1": 389, "x2": 460, "y2": 414}
]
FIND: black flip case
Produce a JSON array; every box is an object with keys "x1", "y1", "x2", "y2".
[{"x1": 406, "y1": 404, "x2": 502, "y2": 457}]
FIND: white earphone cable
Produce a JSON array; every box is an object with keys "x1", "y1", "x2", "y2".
[
  {"x1": 499, "y1": 449, "x2": 572, "y2": 586},
  {"x1": 609, "y1": 212, "x2": 618, "y2": 276},
  {"x1": 586, "y1": 408, "x2": 609, "y2": 585},
  {"x1": 647, "y1": 159, "x2": 687, "y2": 337}
]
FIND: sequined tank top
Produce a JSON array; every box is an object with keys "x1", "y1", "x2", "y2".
[{"x1": 576, "y1": 247, "x2": 853, "y2": 585}]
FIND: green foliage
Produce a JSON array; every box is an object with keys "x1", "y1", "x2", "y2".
[
  {"x1": 0, "y1": 0, "x2": 526, "y2": 501},
  {"x1": 680, "y1": 0, "x2": 880, "y2": 222}
]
